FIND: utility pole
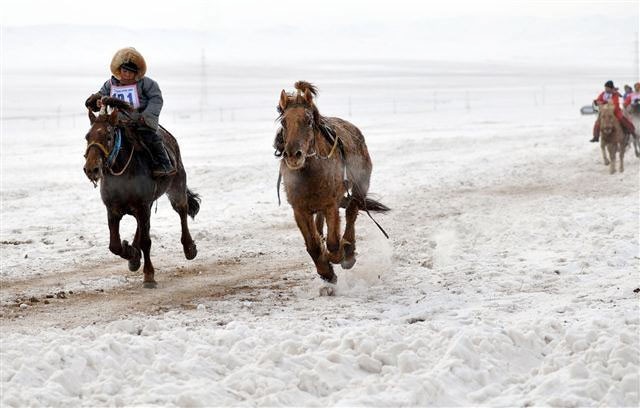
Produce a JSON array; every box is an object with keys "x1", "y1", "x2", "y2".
[
  {"x1": 635, "y1": 29, "x2": 639, "y2": 79},
  {"x1": 200, "y1": 48, "x2": 207, "y2": 122}
]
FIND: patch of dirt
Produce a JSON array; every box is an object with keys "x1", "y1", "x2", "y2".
[{"x1": 0, "y1": 255, "x2": 308, "y2": 331}]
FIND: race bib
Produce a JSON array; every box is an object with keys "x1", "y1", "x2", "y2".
[{"x1": 110, "y1": 84, "x2": 140, "y2": 109}]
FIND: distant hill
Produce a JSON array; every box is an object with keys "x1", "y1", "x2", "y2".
[{"x1": 1, "y1": 16, "x2": 637, "y2": 75}]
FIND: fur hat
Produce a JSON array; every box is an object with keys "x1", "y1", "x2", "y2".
[
  {"x1": 110, "y1": 47, "x2": 147, "y2": 81},
  {"x1": 604, "y1": 80, "x2": 615, "y2": 89}
]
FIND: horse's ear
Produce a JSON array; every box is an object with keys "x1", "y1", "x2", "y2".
[
  {"x1": 279, "y1": 89, "x2": 288, "y2": 111},
  {"x1": 88, "y1": 108, "x2": 96, "y2": 124},
  {"x1": 108, "y1": 108, "x2": 119, "y2": 125},
  {"x1": 303, "y1": 89, "x2": 313, "y2": 104}
]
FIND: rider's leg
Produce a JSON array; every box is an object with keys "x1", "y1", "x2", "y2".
[
  {"x1": 619, "y1": 116, "x2": 637, "y2": 137},
  {"x1": 590, "y1": 120, "x2": 600, "y2": 142},
  {"x1": 139, "y1": 128, "x2": 176, "y2": 177}
]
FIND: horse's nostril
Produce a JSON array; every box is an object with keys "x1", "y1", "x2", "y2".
[{"x1": 295, "y1": 150, "x2": 303, "y2": 159}]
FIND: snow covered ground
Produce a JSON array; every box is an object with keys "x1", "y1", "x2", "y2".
[{"x1": 1, "y1": 61, "x2": 639, "y2": 406}]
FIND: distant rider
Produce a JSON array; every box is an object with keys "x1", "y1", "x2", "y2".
[
  {"x1": 623, "y1": 82, "x2": 640, "y2": 111},
  {"x1": 590, "y1": 80, "x2": 636, "y2": 142}
]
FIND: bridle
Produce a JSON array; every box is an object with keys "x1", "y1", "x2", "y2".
[
  {"x1": 84, "y1": 120, "x2": 134, "y2": 178},
  {"x1": 281, "y1": 103, "x2": 340, "y2": 160}
]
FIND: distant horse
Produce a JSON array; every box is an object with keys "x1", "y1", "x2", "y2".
[
  {"x1": 275, "y1": 81, "x2": 389, "y2": 292},
  {"x1": 624, "y1": 102, "x2": 640, "y2": 158},
  {"x1": 598, "y1": 102, "x2": 628, "y2": 174},
  {"x1": 83, "y1": 97, "x2": 200, "y2": 287}
]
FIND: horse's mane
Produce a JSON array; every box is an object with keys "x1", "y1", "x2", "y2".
[
  {"x1": 599, "y1": 102, "x2": 616, "y2": 118},
  {"x1": 276, "y1": 81, "x2": 324, "y2": 125},
  {"x1": 101, "y1": 97, "x2": 134, "y2": 112}
]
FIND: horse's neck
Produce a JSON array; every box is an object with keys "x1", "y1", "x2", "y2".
[{"x1": 107, "y1": 136, "x2": 149, "y2": 178}]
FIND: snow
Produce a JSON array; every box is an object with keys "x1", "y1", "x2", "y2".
[{"x1": 1, "y1": 35, "x2": 639, "y2": 407}]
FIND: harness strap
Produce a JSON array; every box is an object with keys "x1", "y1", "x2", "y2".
[
  {"x1": 106, "y1": 128, "x2": 122, "y2": 166},
  {"x1": 85, "y1": 142, "x2": 109, "y2": 158}
]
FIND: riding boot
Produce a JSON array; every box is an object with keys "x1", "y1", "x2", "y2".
[
  {"x1": 149, "y1": 136, "x2": 176, "y2": 177},
  {"x1": 590, "y1": 122, "x2": 600, "y2": 142}
]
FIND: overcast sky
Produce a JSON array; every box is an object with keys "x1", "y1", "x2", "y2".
[{"x1": 2, "y1": 0, "x2": 638, "y2": 30}]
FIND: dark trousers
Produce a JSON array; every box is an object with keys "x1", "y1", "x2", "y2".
[{"x1": 137, "y1": 127, "x2": 172, "y2": 169}]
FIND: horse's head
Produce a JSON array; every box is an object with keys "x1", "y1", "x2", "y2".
[
  {"x1": 277, "y1": 81, "x2": 320, "y2": 170},
  {"x1": 598, "y1": 102, "x2": 618, "y2": 136},
  {"x1": 83, "y1": 106, "x2": 119, "y2": 185}
]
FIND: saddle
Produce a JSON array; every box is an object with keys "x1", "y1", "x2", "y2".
[{"x1": 115, "y1": 124, "x2": 177, "y2": 169}]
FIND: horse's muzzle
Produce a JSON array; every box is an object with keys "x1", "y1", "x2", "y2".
[
  {"x1": 83, "y1": 163, "x2": 102, "y2": 185},
  {"x1": 602, "y1": 126, "x2": 614, "y2": 135},
  {"x1": 283, "y1": 150, "x2": 306, "y2": 170}
]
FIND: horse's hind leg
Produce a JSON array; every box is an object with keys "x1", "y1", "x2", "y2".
[
  {"x1": 315, "y1": 213, "x2": 325, "y2": 238},
  {"x1": 294, "y1": 209, "x2": 336, "y2": 285},
  {"x1": 341, "y1": 199, "x2": 359, "y2": 270},
  {"x1": 168, "y1": 187, "x2": 197, "y2": 260},
  {"x1": 325, "y1": 204, "x2": 344, "y2": 265}
]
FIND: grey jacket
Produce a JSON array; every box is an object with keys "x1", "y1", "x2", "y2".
[{"x1": 99, "y1": 76, "x2": 163, "y2": 131}]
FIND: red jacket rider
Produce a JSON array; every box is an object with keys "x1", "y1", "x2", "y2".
[{"x1": 591, "y1": 80, "x2": 636, "y2": 142}]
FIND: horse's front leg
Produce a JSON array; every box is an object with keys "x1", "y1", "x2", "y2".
[
  {"x1": 601, "y1": 140, "x2": 610, "y2": 165},
  {"x1": 294, "y1": 208, "x2": 336, "y2": 284},
  {"x1": 136, "y1": 205, "x2": 156, "y2": 288},
  {"x1": 107, "y1": 210, "x2": 124, "y2": 256},
  {"x1": 324, "y1": 203, "x2": 344, "y2": 265},
  {"x1": 607, "y1": 143, "x2": 617, "y2": 174},
  {"x1": 619, "y1": 141, "x2": 625, "y2": 173}
]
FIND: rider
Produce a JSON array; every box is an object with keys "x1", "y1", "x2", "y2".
[
  {"x1": 623, "y1": 82, "x2": 640, "y2": 110},
  {"x1": 85, "y1": 47, "x2": 176, "y2": 177},
  {"x1": 622, "y1": 84, "x2": 633, "y2": 101},
  {"x1": 590, "y1": 80, "x2": 636, "y2": 142}
]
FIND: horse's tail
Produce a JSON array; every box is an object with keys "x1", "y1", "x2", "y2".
[
  {"x1": 340, "y1": 194, "x2": 390, "y2": 213},
  {"x1": 187, "y1": 188, "x2": 201, "y2": 219},
  {"x1": 361, "y1": 197, "x2": 390, "y2": 213}
]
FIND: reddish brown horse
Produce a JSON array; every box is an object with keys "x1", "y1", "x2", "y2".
[
  {"x1": 275, "y1": 81, "x2": 389, "y2": 293},
  {"x1": 83, "y1": 97, "x2": 200, "y2": 287}
]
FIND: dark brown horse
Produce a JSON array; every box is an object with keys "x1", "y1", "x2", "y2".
[
  {"x1": 83, "y1": 97, "x2": 200, "y2": 287},
  {"x1": 275, "y1": 81, "x2": 389, "y2": 293}
]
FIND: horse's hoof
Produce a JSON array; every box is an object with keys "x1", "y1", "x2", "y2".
[
  {"x1": 319, "y1": 285, "x2": 336, "y2": 297},
  {"x1": 143, "y1": 281, "x2": 157, "y2": 289},
  {"x1": 184, "y1": 243, "x2": 197, "y2": 260},
  {"x1": 341, "y1": 256, "x2": 356, "y2": 270},
  {"x1": 128, "y1": 259, "x2": 141, "y2": 272}
]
